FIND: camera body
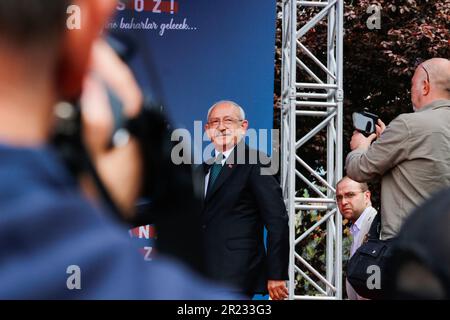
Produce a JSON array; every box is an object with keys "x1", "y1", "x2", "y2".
[{"x1": 352, "y1": 109, "x2": 379, "y2": 137}]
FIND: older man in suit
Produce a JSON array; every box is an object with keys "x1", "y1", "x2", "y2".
[
  {"x1": 336, "y1": 176, "x2": 377, "y2": 300},
  {"x1": 199, "y1": 100, "x2": 289, "y2": 299}
]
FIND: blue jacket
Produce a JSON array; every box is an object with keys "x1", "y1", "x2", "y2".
[{"x1": 0, "y1": 144, "x2": 236, "y2": 299}]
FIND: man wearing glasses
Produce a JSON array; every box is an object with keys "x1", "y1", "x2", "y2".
[
  {"x1": 346, "y1": 58, "x2": 450, "y2": 241},
  {"x1": 335, "y1": 177, "x2": 377, "y2": 300},
  {"x1": 199, "y1": 100, "x2": 289, "y2": 299}
]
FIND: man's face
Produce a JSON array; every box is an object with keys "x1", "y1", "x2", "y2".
[
  {"x1": 205, "y1": 103, "x2": 248, "y2": 151},
  {"x1": 336, "y1": 179, "x2": 370, "y2": 222}
]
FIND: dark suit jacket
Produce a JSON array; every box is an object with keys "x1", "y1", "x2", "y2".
[{"x1": 194, "y1": 142, "x2": 289, "y2": 295}]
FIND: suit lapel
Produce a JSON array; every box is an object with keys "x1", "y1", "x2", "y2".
[
  {"x1": 204, "y1": 144, "x2": 245, "y2": 203},
  {"x1": 199, "y1": 162, "x2": 211, "y2": 206},
  {"x1": 205, "y1": 162, "x2": 236, "y2": 203},
  {"x1": 357, "y1": 207, "x2": 378, "y2": 247}
]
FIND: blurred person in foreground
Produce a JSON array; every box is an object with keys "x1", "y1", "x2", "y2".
[
  {"x1": 346, "y1": 58, "x2": 450, "y2": 241},
  {"x1": 0, "y1": 0, "x2": 236, "y2": 299},
  {"x1": 335, "y1": 177, "x2": 377, "y2": 300},
  {"x1": 387, "y1": 186, "x2": 450, "y2": 299}
]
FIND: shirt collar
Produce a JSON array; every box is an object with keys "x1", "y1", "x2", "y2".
[
  {"x1": 351, "y1": 206, "x2": 373, "y2": 234},
  {"x1": 416, "y1": 99, "x2": 450, "y2": 113},
  {"x1": 214, "y1": 146, "x2": 235, "y2": 162}
]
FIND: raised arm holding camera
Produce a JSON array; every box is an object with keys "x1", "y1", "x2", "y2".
[{"x1": 346, "y1": 58, "x2": 450, "y2": 240}]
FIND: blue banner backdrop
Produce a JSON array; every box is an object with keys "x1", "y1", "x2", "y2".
[
  {"x1": 111, "y1": 1, "x2": 277, "y2": 299},
  {"x1": 110, "y1": 0, "x2": 277, "y2": 154}
]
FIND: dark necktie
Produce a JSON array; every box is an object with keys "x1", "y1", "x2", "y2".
[{"x1": 207, "y1": 153, "x2": 223, "y2": 192}]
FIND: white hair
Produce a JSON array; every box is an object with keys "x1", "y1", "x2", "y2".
[{"x1": 207, "y1": 100, "x2": 246, "y2": 121}]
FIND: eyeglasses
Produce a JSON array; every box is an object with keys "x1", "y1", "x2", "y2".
[
  {"x1": 335, "y1": 191, "x2": 366, "y2": 202},
  {"x1": 421, "y1": 65, "x2": 430, "y2": 84},
  {"x1": 415, "y1": 58, "x2": 430, "y2": 84},
  {"x1": 207, "y1": 117, "x2": 243, "y2": 128}
]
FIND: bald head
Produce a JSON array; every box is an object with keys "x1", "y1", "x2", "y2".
[
  {"x1": 207, "y1": 100, "x2": 246, "y2": 122},
  {"x1": 423, "y1": 58, "x2": 450, "y2": 96},
  {"x1": 411, "y1": 58, "x2": 450, "y2": 111}
]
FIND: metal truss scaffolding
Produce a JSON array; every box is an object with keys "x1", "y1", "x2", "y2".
[{"x1": 280, "y1": 0, "x2": 344, "y2": 300}]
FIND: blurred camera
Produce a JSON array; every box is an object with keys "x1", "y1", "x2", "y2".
[{"x1": 52, "y1": 31, "x2": 205, "y2": 274}]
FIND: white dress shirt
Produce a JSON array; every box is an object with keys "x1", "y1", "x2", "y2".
[
  {"x1": 349, "y1": 207, "x2": 372, "y2": 257},
  {"x1": 346, "y1": 206, "x2": 377, "y2": 300}
]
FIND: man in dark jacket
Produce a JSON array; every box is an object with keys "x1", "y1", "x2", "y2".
[{"x1": 198, "y1": 100, "x2": 289, "y2": 299}]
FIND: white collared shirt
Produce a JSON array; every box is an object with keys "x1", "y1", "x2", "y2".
[
  {"x1": 347, "y1": 206, "x2": 376, "y2": 300},
  {"x1": 204, "y1": 147, "x2": 234, "y2": 197},
  {"x1": 349, "y1": 206, "x2": 372, "y2": 257}
]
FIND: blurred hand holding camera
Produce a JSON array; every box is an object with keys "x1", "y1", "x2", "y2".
[{"x1": 80, "y1": 40, "x2": 143, "y2": 218}]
